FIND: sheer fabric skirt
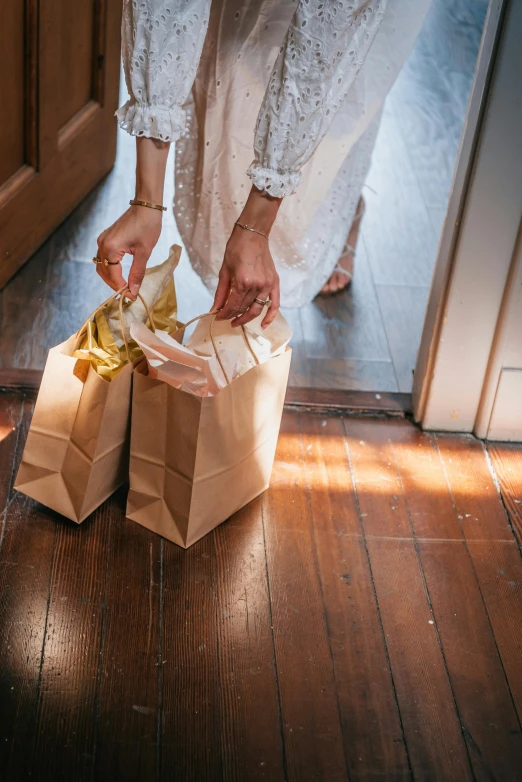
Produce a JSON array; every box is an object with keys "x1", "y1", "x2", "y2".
[{"x1": 174, "y1": 0, "x2": 431, "y2": 308}]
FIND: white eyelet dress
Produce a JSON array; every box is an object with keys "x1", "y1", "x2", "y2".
[{"x1": 117, "y1": 0, "x2": 432, "y2": 307}]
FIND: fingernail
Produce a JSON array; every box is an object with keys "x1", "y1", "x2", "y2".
[{"x1": 130, "y1": 283, "x2": 139, "y2": 296}]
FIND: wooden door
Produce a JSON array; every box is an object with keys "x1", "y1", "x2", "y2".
[{"x1": 0, "y1": 0, "x2": 122, "y2": 289}]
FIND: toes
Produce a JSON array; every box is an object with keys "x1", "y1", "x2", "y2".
[
  {"x1": 320, "y1": 272, "x2": 352, "y2": 295},
  {"x1": 334, "y1": 273, "x2": 349, "y2": 292}
]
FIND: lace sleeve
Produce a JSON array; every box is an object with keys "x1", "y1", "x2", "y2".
[
  {"x1": 247, "y1": 0, "x2": 388, "y2": 197},
  {"x1": 116, "y1": 0, "x2": 211, "y2": 142}
]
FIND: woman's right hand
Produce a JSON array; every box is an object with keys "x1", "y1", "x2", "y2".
[
  {"x1": 96, "y1": 204, "x2": 163, "y2": 300},
  {"x1": 97, "y1": 136, "x2": 170, "y2": 299}
]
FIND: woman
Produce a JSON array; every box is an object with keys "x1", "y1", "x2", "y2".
[{"x1": 97, "y1": 0, "x2": 431, "y2": 327}]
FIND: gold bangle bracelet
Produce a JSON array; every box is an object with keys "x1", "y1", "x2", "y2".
[{"x1": 129, "y1": 199, "x2": 167, "y2": 212}]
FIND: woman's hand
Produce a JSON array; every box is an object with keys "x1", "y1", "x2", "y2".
[
  {"x1": 96, "y1": 136, "x2": 170, "y2": 299},
  {"x1": 214, "y1": 227, "x2": 280, "y2": 329},
  {"x1": 96, "y1": 206, "x2": 162, "y2": 299},
  {"x1": 213, "y1": 186, "x2": 282, "y2": 328}
]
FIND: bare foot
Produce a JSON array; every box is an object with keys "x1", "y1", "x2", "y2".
[{"x1": 320, "y1": 196, "x2": 365, "y2": 295}]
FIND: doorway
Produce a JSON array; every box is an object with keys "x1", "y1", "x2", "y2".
[
  {"x1": 285, "y1": 0, "x2": 489, "y2": 395},
  {"x1": 0, "y1": 0, "x2": 488, "y2": 405}
]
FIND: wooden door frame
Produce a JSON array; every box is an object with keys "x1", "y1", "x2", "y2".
[{"x1": 413, "y1": 0, "x2": 522, "y2": 434}]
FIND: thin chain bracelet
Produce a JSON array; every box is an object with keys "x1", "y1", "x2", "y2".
[{"x1": 234, "y1": 221, "x2": 269, "y2": 240}]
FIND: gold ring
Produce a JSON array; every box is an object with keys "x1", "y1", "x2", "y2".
[
  {"x1": 253, "y1": 297, "x2": 272, "y2": 307},
  {"x1": 92, "y1": 256, "x2": 120, "y2": 266}
]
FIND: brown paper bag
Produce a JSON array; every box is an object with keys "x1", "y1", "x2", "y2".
[
  {"x1": 14, "y1": 289, "x2": 156, "y2": 523},
  {"x1": 126, "y1": 313, "x2": 291, "y2": 548}
]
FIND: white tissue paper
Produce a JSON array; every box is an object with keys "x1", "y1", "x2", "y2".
[{"x1": 130, "y1": 309, "x2": 292, "y2": 397}]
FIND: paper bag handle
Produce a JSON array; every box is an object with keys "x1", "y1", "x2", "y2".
[
  {"x1": 76, "y1": 286, "x2": 157, "y2": 363},
  {"x1": 118, "y1": 289, "x2": 156, "y2": 362},
  {"x1": 171, "y1": 310, "x2": 259, "y2": 385}
]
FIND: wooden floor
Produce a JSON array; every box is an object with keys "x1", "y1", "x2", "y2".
[
  {"x1": 1, "y1": 390, "x2": 522, "y2": 781},
  {"x1": 0, "y1": 0, "x2": 487, "y2": 394}
]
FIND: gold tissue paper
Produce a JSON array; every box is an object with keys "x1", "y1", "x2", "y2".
[{"x1": 73, "y1": 245, "x2": 181, "y2": 380}]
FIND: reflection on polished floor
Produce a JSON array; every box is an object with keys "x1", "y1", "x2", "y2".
[
  {"x1": 1, "y1": 392, "x2": 522, "y2": 780},
  {"x1": 0, "y1": 0, "x2": 487, "y2": 394}
]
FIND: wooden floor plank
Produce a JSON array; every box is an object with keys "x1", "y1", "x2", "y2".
[
  {"x1": 436, "y1": 435, "x2": 522, "y2": 726},
  {"x1": 299, "y1": 242, "x2": 393, "y2": 364},
  {"x1": 0, "y1": 400, "x2": 58, "y2": 780},
  {"x1": 160, "y1": 531, "x2": 223, "y2": 780},
  {"x1": 393, "y1": 0, "x2": 487, "y2": 209},
  {"x1": 344, "y1": 418, "x2": 474, "y2": 781},
  {"x1": 93, "y1": 496, "x2": 162, "y2": 781},
  {"x1": 213, "y1": 501, "x2": 285, "y2": 781},
  {"x1": 363, "y1": 105, "x2": 437, "y2": 288},
  {"x1": 280, "y1": 306, "x2": 310, "y2": 392},
  {"x1": 291, "y1": 357, "x2": 399, "y2": 392},
  {"x1": 261, "y1": 411, "x2": 348, "y2": 780},
  {"x1": 0, "y1": 393, "x2": 24, "y2": 514},
  {"x1": 375, "y1": 285, "x2": 430, "y2": 393},
  {"x1": 389, "y1": 421, "x2": 522, "y2": 778},
  {"x1": 488, "y1": 442, "x2": 522, "y2": 548},
  {"x1": 299, "y1": 414, "x2": 411, "y2": 780},
  {"x1": 29, "y1": 501, "x2": 113, "y2": 780}
]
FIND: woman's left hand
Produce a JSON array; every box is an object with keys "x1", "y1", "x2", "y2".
[
  {"x1": 213, "y1": 185, "x2": 282, "y2": 328},
  {"x1": 213, "y1": 225, "x2": 280, "y2": 329}
]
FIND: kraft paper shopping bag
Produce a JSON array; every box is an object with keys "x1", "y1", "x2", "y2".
[
  {"x1": 14, "y1": 286, "x2": 171, "y2": 523},
  {"x1": 126, "y1": 311, "x2": 292, "y2": 548}
]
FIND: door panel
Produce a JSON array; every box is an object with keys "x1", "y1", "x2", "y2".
[
  {"x1": 0, "y1": 0, "x2": 123, "y2": 289},
  {"x1": 0, "y1": 1, "x2": 26, "y2": 185},
  {"x1": 56, "y1": 0, "x2": 96, "y2": 130}
]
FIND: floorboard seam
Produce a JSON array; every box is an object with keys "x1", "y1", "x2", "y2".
[
  {"x1": 6, "y1": 395, "x2": 26, "y2": 505},
  {"x1": 212, "y1": 534, "x2": 225, "y2": 782},
  {"x1": 28, "y1": 523, "x2": 58, "y2": 770},
  {"x1": 260, "y1": 493, "x2": 289, "y2": 782},
  {"x1": 259, "y1": 528, "x2": 516, "y2": 544},
  {"x1": 156, "y1": 537, "x2": 165, "y2": 782},
  {"x1": 342, "y1": 419, "x2": 414, "y2": 780},
  {"x1": 483, "y1": 442, "x2": 522, "y2": 557},
  {"x1": 0, "y1": 396, "x2": 27, "y2": 562},
  {"x1": 363, "y1": 236, "x2": 402, "y2": 392},
  {"x1": 90, "y1": 503, "x2": 114, "y2": 782}
]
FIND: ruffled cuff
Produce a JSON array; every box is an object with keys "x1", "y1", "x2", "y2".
[
  {"x1": 115, "y1": 100, "x2": 186, "y2": 143},
  {"x1": 246, "y1": 162, "x2": 302, "y2": 198}
]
